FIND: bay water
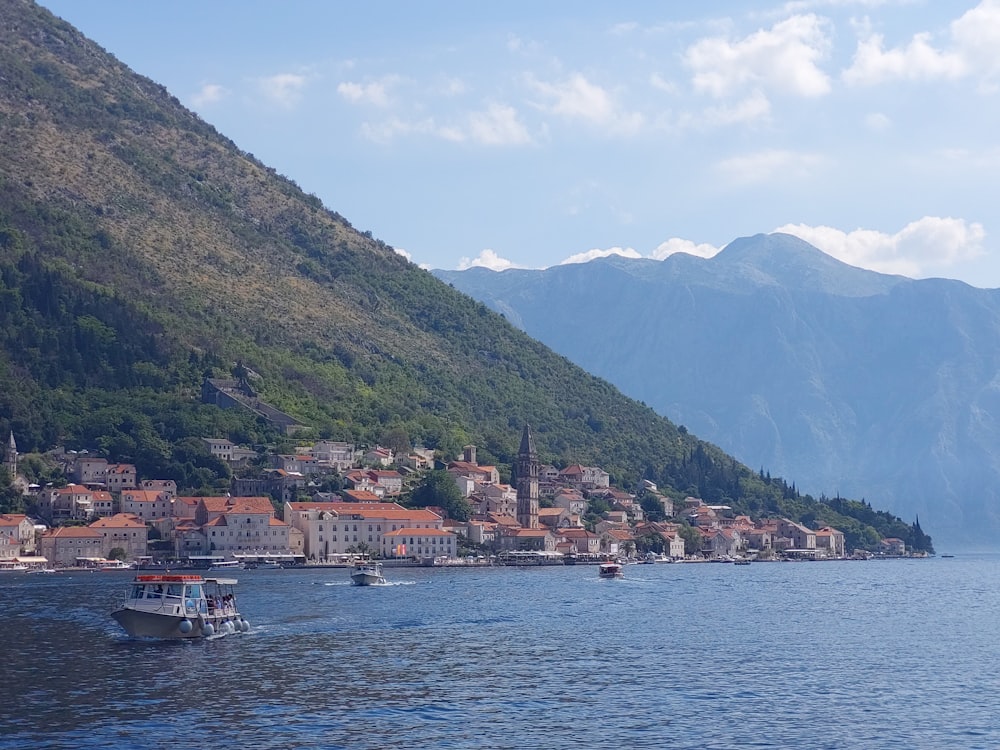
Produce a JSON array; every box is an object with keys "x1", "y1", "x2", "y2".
[{"x1": 1, "y1": 555, "x2": 996, "y2": 749}]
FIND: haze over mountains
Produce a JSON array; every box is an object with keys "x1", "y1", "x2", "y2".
[{"x1": 436, "y1": 233, "x2": 1000, "y2": 550}]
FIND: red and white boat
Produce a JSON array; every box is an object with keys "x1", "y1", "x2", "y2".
[{"x1": 111, "y1": 573, "x2": 250, "y2": 639}]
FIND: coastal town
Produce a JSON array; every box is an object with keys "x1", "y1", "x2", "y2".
[{"x1": 0, "y1": 424, "x2": 911, "y2": 572}]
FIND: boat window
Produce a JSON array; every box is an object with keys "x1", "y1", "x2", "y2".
[
  {"x1": 188, "y1": 584, "x2": 201, "y2": 598},
  {"x1": 166, "y1": 584, "x2": 183, "y2": 598},
  {"x1": 130, "y1": 585, "x2": 144, "y2": 599}
]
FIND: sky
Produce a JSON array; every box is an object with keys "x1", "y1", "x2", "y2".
[{"x1": 36, "y1": 0, "x2": 1000, "y2": 287}]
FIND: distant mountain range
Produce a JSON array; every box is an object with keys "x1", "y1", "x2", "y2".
[{"x1": 436, "y1": 233, "x2": 1000, "y2": 550}]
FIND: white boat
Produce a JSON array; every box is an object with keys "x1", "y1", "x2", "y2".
[
  {"x1": 254, "y1": 560, "x2": 283, "y2": 570},
  {"x1": 111, "y1": 573, "x2": 250, "y2": 639},
  {"x1": 27, "y1": 567, "x2": 57, "y2": 575},
  {"x1": 208, "y1": 559, "x2": 244, "y2": 571},
  {"x1": 0, "y1": 561, "x2": 29, "y2": 572},
  {"x1": 350, "y1": 561, "x2": 387, "y2": 586},
  {"x1": 598, "y1": 562, "x2": 624, "y2": 579},
  {"x1": 99, "y1": 560, "x2": 134, "y2": 571}
]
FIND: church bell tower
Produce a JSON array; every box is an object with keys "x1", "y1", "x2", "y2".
[{"x1": 516, "y1": 424, "x2": 539, "y2": 529}]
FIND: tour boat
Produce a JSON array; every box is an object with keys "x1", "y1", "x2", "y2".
[
  {"x1": 598, "y1": 562, "x2": 624, "y2": 579},
  {"x1": 99, "y1": 560, "x2": 134, "y2": 571},
  {"x1": 208, "y1": 559, "x2": 244, "y2": 571},
  {"x1": 111, "y1": 573, "x2": 250, "y2": 639},
  {"x1": 350, "y1": 561, "x2": 387, "y2": 586},
  {"x1": 0, "y1": 560, "x2": 29, "y2": 572},
  {"x1": 254, "y1": 560, "x2": 283, "y2": 570}
]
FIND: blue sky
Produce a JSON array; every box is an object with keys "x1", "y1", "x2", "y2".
[{"x1": 38, "y1": 1, "x2": 1000, "y2": 286}]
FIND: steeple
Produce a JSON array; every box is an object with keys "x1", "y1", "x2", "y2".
[
  {"x1": 4, "y1": 432, "x2": 17, "y2": 480},
  {"x1": 519, "y1": 423, "x2": 536, "y2": 457},
  {"x1": 516, "y1": 424, "x2": 539, "y2": 529}
]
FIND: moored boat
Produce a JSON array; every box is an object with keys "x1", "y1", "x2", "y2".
[
  {"x1": 208, "y1": 559, "x2": 244, "y2": 571},
  {"x1": 598, "y1": 562, "x2": 624, "y2": 579},
  {"x1": 99, "y1": 560, "x2": 134, "y2": 571},
  {"x1": 111, "y1": 573, "x2": 250, "y2": 639},
  {"x1": 350, "y1": 561, "x2": 387, "y2": 586}
]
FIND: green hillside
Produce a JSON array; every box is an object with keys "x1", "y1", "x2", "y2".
[{"x1": 0, "y1": 0, "x2": 931, "y2": 553}]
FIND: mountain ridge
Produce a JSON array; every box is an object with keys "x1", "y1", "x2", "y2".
[{"x1": 436, "y1": 235, "x2": 1000, "y2": 549}]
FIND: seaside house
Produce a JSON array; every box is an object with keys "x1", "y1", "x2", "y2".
[
  {"x1": 881, "y1": 538, "x2": 906, "y2": 555},
  {"x1": 89, "y1": 513, "x2": 148, "y2": 560},
  {"x1": 815, "y1": 527, "x2": 846, "y2": 558},
  {"x1": 0, "y1": 514, "x2": 36, "y2": 555},
  {"x1": 198, "y1": 496, "x2": 290, "y2": 556},
  {"x1": 121, "y1": 489, "x2": 173, "y2": 521},
  {"x1": 284, "y1": 501, "x2": 444, "y2": 560},
  {"x1": 382, "y1": 527, "x2": 457, "y2": 559},
  {"x1": 43, "y1": 484, "x2": 96, "y2": 521},
  {"x1": 39, "y1": 526, "x2": 104, "y2": 567},
  {"x1": 555, "y1": 527, "x2": 601, "y2": 555}
]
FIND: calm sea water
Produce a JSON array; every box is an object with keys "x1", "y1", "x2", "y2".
[{"x1": 1, "y1": 556, "x2": 997, "y2": 749}]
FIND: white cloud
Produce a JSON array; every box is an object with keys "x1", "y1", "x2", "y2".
[
  {"x1": 951, "y1": 0, "x2": 1000, "y2": 85},
  {"x1": 337, "y1": 77, "x2": 397, "y2": 107},
  {"x1": 360, "y1": 117, "x2": 465, "y2": 144},
  {"x1": 773, "y1": 217, "x2": 986, "y2": 277},
  {"x1": 650, "y1": 73, "x2": 679, "y2": 94},
  {"x1": 359, "y1": 104, "x2": 530, "y2": 146},
  {"x1": 458, "y1": 249, "x2": 520, "y2": 271},
  {"x1": 191, "y1": 83, "x2": 227, "y2": 107},
  {"x1": 844, "y1": 2, "x2": 1000, "y2": 87},
  {"x1": 559, "y1": 246, "x2": 642, "y2": 265},
  {"x1": 651, "y1": 238, "x2": 721, "y2": 260},
  {"x1": 684, "y1": 14, "x2": 832, "y2": 98},
  {"x1": 526, "y1": 73, "x2": 644, "y2": 135},
  {"x1": 865, "y1": 111, "x2": 892, "y2": 131},
  {"x1": 715, "y1": 148, "x2": 827, "y2": 184},
  {"x1": 258, "y1": 73, "x2": 308, "y2": 108},
  {"x1": 701, "y1": 90, "x2": 772, "y2": 126},
  {"x1": 842, "y1": 31, "x2": 965, "y2": 85},
  {"x1": 467, "y1": 103, "x2": 533, "y2": 146},
  {"x1": 394, "y1": 247, "x2": 412, "y2": 262}
]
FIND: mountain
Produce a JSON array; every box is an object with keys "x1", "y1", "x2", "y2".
[
  {"x1": 0, "y1": 0, "x2": 929, "y2": 552},
  {"x1": 436, "y1": 233, "x2": 1000, "y2": 550}
]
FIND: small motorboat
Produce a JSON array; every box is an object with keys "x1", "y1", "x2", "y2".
[
  {"x1": 598, "y1": 562, "x2": 624, "y2": 579},
  {"x1": 350, "y1": 561, "x2": 387, "y2": 586},
  {"x1": 111, "y1": 573, "x2": 250, "y2": 639}
]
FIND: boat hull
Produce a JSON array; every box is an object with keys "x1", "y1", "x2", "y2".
[
  {"x1": 350, "y1": 571, "x2": 386, "y2": 586},
  {"x1": 112, "y1": 607, "x2": 246, "y2": 639}
]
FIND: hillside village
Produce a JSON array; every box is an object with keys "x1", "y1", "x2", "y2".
[{"x1": 0, "y1": 426, "x2": 909, "y2": 570}]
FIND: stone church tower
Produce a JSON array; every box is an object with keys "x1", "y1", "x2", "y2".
[
  {"x1": 4, "y1": 432, "x2": 16, "y2": 480},
  {"x1": 516, "y1": 424, "x2": 539, "y2": 529}
]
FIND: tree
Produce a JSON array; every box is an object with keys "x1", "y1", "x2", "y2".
[
  {"x1": 108, "y1": 547, "x2": 126, "y2": 561},
  {"x1": 409, "y1": 469, "x2": 471, "y2": 521},
  {"x1": 638, "y1": 491, "x2": 666, "y2": 522},
  {"x1": 0, "y1": 470, "x2": 24, "y2": 514},
  {"x1": 678, "y1": 524, "x2": 701, "y2": 556}
]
